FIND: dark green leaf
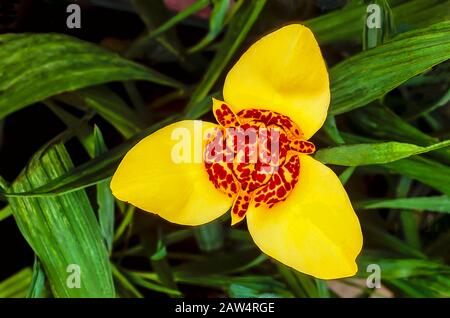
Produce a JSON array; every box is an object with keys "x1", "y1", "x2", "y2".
[
  {"x1": 330, "y1": 21, "x2": 450, "y2": 115},
  {"x1": 188, "y1": 0, "x2": 230, "y2": 53},
  {"x1": 0, "y1": 33, "x2": 183, "y2": 120},
  {"x1": 94, "y1": 126, "x2": 115, "y2": 253},
  {"x1": 184, "y1": 0, "x2": 266, "y2": 113}
]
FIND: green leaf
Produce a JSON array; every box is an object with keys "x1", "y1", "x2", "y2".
[
  {"x1": 124, "y1": 270, "x2": 182, "y2": 297},
  {"x1": 357, "y1": 196, "x2": 450, "y2": 213},
  {"x1": 358, "y1": 255, "x2": 450, "y2": 279},
  {"x1": 194, "y1": 220, "x2": 225, "y2": 252},
  {"x1": 0, "y1": 268, "x2": 32, "y2": 298},
  {"x1": 341, "y1": 133, "x2": 450, "y2": 195},
  {"x1": 114, "y1": 205, "x2": 135, "y2": 243},
  {"x1": 184, "y1": 0, "x2": 266, "y2": 113},
  {"x1": 388, "y1": 275, "x2": 450, "y2": 297},
  {"x1": 330, "y1": 21, "x2": 450, "y2": 115},
  {"x1": 339, "y1": 166, "x2": 356, "y2": 185},
  {"x1": 140, "y1": 228, "x2": 178, "y2": 292},
  {"x1": 305, "y1": 0, "x2": 448, "y2": 45},
  {"x1": 174, "y1": 248, "x2": 264, "y2": 276},
  {"x1": 228, "y1": 284, "x2": 284, "y2": 298},
  {"x1": 94, "y1": 126, "x2": 115, "y2": 253},
  {"x1": 362, "y1": 0, "x2": 396, "y2": 50},
  {"x1": 275, "y1": 263, "x2": 314, "y2": 298},
  {"x1": 188, "y1": 0, "x2": 230, "y2": 53},
  {"x1": 406, "y1": 88, "x2": 450, "y2": 120},
  {"x1": 111, "y1": 263, "x2": 143, "y2": 298},
  {"x1": 27, "y1": 257, "x2": 52, "y2": 298},
  {"x1": 0, "y1": 33, "x2": 183, "y2": 120},
  {"x1": 315, "y1": 279, "x2": 331, "y2": 298},
  {"x1": 385, "y1": 156, "x2": 450, "y2": 196},
  {"x1": 364, "y1": 225, "x2": 426, "y2": 259},
  {"x1": 315, "y1": 140, "x2": 450, "y2": 166},
  {"x1": 129, "y1": 0, "x2": 188, "y2": 64},
  {"x1": 2, "y1": 115, "x2": 178, "y2": 198},
  {"x1": 7, "y1": 143, "x2": 115, "y2": 297},
  {"x1": 395, "y1": 177, "x2": 421, "y2": 250},
  {"x1": 351, "y1": 105, "x2": 450, "y2": 163},
  {"x1": 46, "y1": 100, "x2": 96, "y2": 157},
  {"x1": 57, "y1": 86, "x2": 144, "y2": 139},
  {"x1": 136, "y1": 0, "x2": 210, "y2": 41},
  {"x1": 135, "y1": 271, "x2": 290, "y2": 296},
  {"x1": 322, "y1": 115, "x2": 345, "y2": 145},
  {"x1": 0, "y1": 204, "x2": 12, "y2": 222}
]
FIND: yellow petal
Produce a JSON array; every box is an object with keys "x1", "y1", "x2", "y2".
[
  {"x1": 246, "y1": 155, "x2": 362, "y2": 279},
  {"x1": 111, "y1": 120, "x2": 234, "y2": 226},
  {"x1": 223, "y1": 24, "x2": 330, "y2": 139}
]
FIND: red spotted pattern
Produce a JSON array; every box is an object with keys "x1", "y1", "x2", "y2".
[{"x1": 205, "y1": 103, "x2": 316, "y2": 223}]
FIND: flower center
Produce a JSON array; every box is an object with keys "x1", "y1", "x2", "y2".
[{"x1": 204, "y1": 103, "x2": 315, "y2": 223}]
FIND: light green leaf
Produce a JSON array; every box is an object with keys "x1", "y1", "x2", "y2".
[
  {"x1": 358, "y1": 255, "x2": 450, "y2": 279},
  {"x1": 357, "y1": 196, "x2": 450, "y2": 213},
  {"x1": 0, "y1": 204, "x2": 12, "y2": 222},
  {"x1": 7, "y1": 143, "x2": 115, "y2": 297},
  {"x1": 0, "y1": 268, "x2": 32, "y2": 298},
  {"x1": 315, "y1": 140, "x2": 450, "y2": 166}
]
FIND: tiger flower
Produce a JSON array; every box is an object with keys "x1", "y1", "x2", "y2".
[{"x1": 111, "y1": 24, "x2": 363, "y2": 279}]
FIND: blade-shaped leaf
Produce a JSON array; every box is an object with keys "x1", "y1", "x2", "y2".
[
  {"x1": 357, "y1": 196, "x2": 450, "y2": 213},
  {"x1": 329, "y1": 21, "x2": 450, "y2": 115},
  {"x1": 315, "y1": 140, "x2": 450, "y2": 166},
  {"x1": 27, "y1": 257, "x2": 52, "y2": 298},
  {"x1": 7, "y1": 143, "x2": 115, "y2": 297},
  {"x1": 184, "y1": 0, "x2": 266, "y2": 113},
  {"x1": 0, "y1": 204, "x2": 12, "y2": 222},
  {"x1": 305, "y1": 0, "x2": 448, "y2": 45},
  {"x1": 56, "y1": 86, "x2": 144, "y2": 139},
  {"x1": 351, "y1": 105, "x2": 450, "y2": 164},
  {"x1": 0, "y1": 33, "x2": 183, "y2": 120},
  {"x1": 0, "y1": 268, "x2": 32, "y2": 298},
  {"x1": 94, "y1": 126, "x2": 115, "y2": 253},
  {"x1": 188, "y1": 0, "x2": 230, "y2": 53}
]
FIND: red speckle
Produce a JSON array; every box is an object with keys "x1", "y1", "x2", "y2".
[{"x1": 205, "y1": 107, "x2": 310, "y2": 214}]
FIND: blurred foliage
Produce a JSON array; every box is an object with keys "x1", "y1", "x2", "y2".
[{"x1": 0, "y1": 0, "x2": 449, "y2": 298}]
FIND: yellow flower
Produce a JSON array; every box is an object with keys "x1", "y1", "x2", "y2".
[{"x1": 111, "y1": 24, "x2": 363, "y2": 279}]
